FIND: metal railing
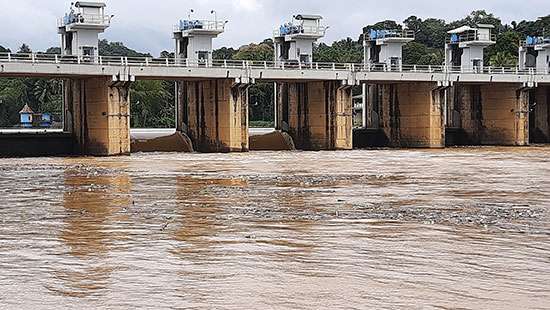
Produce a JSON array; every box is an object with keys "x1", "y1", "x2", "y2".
[
  {"x1": 58, "y1": 14, "x2": 111, "y2": 27},
  {"x1": 174, "y1": 20, "x2": 226, "y2": 33},
  {"x1": 0, "y1": 52, "x2": 547, "y2": 76}
]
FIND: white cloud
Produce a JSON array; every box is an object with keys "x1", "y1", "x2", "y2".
[{"x1": 233, "y1": 0, "x2": 260, "y2": 11}]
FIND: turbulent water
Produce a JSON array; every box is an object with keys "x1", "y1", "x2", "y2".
[{"x1": 1, "y1": 148, "x2": 549, "y2": 309}]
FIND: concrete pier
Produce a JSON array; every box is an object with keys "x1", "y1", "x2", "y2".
[
  {"x1": 65, "y1": 77, "x2": 131, "y2": 156},
  {"x1": 177, "y1": 79, "x2": 249, "y2": 153},
  {"x1": 531, "y1": 86, "x2": 550, "y2": 143},
  {"x1": 276, "y1": 81, "x2": 353, "y2": 150},
  {"x1": 446, "y1": 83, "x2": 530, "y2": 146},
  {"x1": 365, "y1": 82, "x2": 445, "y2": 148}
]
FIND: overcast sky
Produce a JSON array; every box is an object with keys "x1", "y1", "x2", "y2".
[{"x1": 0, "y1": 0, "x2": 548, "y2": 55}]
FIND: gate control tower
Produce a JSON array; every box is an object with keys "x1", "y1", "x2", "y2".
[
  {"x1": 519, "y1": 36, "x2": 550, "y2": 73},
  {"x1": 58, "y1": 1, "x2": 111, "y2": 62},
  {"x1": 273, "y1": 14, "x2": 327, "y2": 64},
  {"x1": 173, "y1": 15, "x2": 227, "y2": 66},
  {"x1": 445, "y1": 24, "x2": 496, "y2": 71},
  {"x1": 363, "y1": 29, "x2": 414, "y2": 70}
]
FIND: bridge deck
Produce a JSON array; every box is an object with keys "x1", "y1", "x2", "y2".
[{"x1": 0, "y1": 53, "x2": 548, "y2": 85}]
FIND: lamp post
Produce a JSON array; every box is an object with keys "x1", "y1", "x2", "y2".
[{"x1": 211, "y1": 10, "x2": 217, "y2": 24}]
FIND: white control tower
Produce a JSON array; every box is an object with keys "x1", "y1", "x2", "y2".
[
  {"x1": 445, "y1": 24, "x2": 496, "y2": 71},
  {"x1": 363, "y1": 29, "x2": 414, "y2": 70},
  {"x1": 273, "y1": 14, "x2": 327, "y2": 64},
  {"x1": 173, "y1": 15, "x2": 227, "y2": 66},
  {"x1": 58, "y1": 1, "x2": 111, "y2": 61},
  {"x1": 519, "y1": 36, "x2": 550, "y2": 73}
]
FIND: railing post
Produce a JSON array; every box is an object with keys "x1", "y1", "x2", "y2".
[
  {"x1": 316, "y1": 63, "x2": 319, "y2": 70},
  {"x1": 145, "y1": 57, "x2": 149, "y2": 66},
  {"x1": 224, "y1": 59, "x2": 227, "y2": 68},
  {"x1": 31, "y1": 53, "x2": 36, "y2": 63},
  {"x1": 125, "y1": 57, "x2": 128, "y2": 66},
  {"x1": 166, "y1": 58, "x2": 169, "y2": 67},
  {"x1": 78, "y1": 55, "x2": 81, "y2": 64},
  {"x1": 352, "y1": 63, "x2": 355, "y2": 71},
  {"x1": 55, "y1": 55, "x2": 59, "y2": 64},
  {"x1": 428, "y1": 65, "x2": 432, "y2": 73},
  {"x1": 299, "y1": 62, "x2": 302, "y2": 70},
  {"x1": 120, "y1": 57, "x2": 124, "y2": 65},
  {"x1": 282, "y1": 62, "x2": 285, "y2": 70},
  {"x1": 413, "y1": 65, "x2": 417, "y2": 72},
  {"x1": 501, "y1": 67, "x2": 505, "y2": 74},
  {"x1": 332, "y1": 63, "x2": 336, "y2": 70},
  {"x1": 264, "y1": 61, "x2": 268, "y2": 69},
  {"x1": 186, "y1": 58, "x2": 189, "y2": 67},
  {"x1": 242, "y1": 60, "x2": 246, "y2": 69},
  {"x1": 7, "y1": 53, "x2": 11, "y2": 62}
]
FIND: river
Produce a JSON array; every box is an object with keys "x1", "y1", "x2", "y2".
[{"x1": 1, "y1": 147, "x2": 549, "y2": 309}]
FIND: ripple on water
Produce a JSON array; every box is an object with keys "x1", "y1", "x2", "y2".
[{"x1": 0, "y1": 148, "x2": 549, "y2": 309}]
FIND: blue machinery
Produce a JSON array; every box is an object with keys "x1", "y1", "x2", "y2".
[
  {"x1": 525, "y1": 36, "x2": 550, "y2": 46},
  {"x1": 179, "y1": 20, "x2": 204, "y2": 31},
  {"x1": 279, "y1": 23, "x2": 304, "y2": 36},
  {"x1": 63, "y1": 12, "x2": 84, "y2": 25},
  {"x1": 368, "y1": 29, "x2": 402, "y2": 40}
]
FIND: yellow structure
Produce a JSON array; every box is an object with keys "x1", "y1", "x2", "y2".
[
  {"x1": 177, "y1": 79, "x2": 249, "y2": 153},
  {"x1": 447, "y1": 83, "x2": 530, "y2": 146},
  {"x1": 365, "y1": 82, "x2": 445, "y2": 148},
  {"x1": 65, "y1": 77, "x2": 131, "y2": 156},
  {"x1": 276, "y1": 81, "x2": 353, "y2": 150}
]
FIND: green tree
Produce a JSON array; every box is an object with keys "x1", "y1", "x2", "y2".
[
  {"x1": 213, "y1": 47, "x2": 237, "y2": 60},
  {"x1": 249, "y1": 83, "x2": 274, "y2": 125},
  {"x1": 160, "y1": 51, "x2": 175, "y2": 58},
  {"x1": 363, "y1": 20, "x2": 401, "y2": 33},
  {"x1": 514, "y1": 15, "x2": 550, "y2": 37},
  {"x1": 130, "y1": 80, "x2": 175, "y2": 128},
  {"x1": 45, "y1": 47, "x2": 61, "y2": 54},
  {"x1": 98, "y1": 39, "x2": 151, "y2": 57},
  {"x1": 450, "y1": 10, "x2": 503, "y2": 32},
  {"x1": 17, "y1": 44, "x2": 32, "y2": 54},
  {"x1": 403, "y1": 42, "x2": 444, "y2": 65},
  {"x1": 314, "y1": 38, "x2": 362, "y2": 63},
  {"x1": 0, "y1": 79, "x2": 27, "y2": 127},
  {"x1": 489, "y1": 51, "x2": 517, "y2": 67},
  {"x1": 486, "y1": 30, "x2": 520, "y2": 61},
  {"x1": 96, "y1": 40, "x2": 175, "y2": 128},
  {"x1": 232, "y1": 39, "x2": 274, "y2": 61},
  {"x1": 403, "y1": 16, "x2": 447, "y2": 48}
]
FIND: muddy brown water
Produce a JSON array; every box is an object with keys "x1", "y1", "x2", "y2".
[{"x1": 1, "y1": 148, "x2": 549, "y2": 309}]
